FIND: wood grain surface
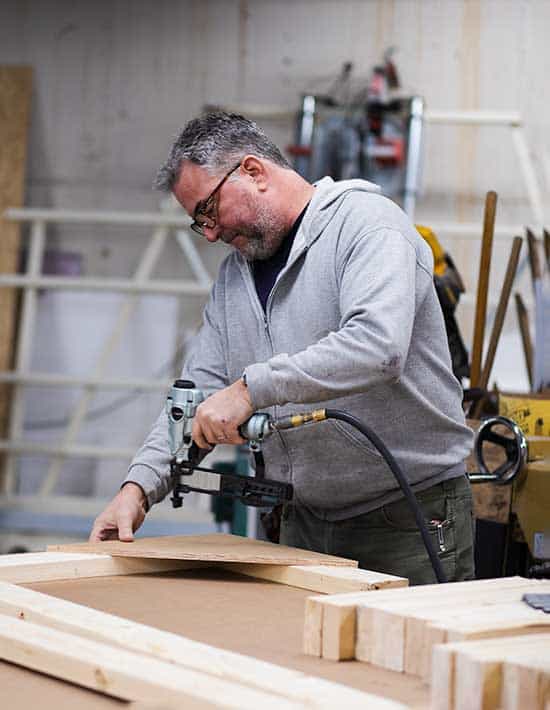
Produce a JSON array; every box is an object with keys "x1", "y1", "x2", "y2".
[{"x1": 49, "y1": 533, "x2": 359, "y2": 567}]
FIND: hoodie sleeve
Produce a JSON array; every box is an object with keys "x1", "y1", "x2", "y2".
[
  {"x1": 122, "y1": 286, "x2": 228, "y2": 509},
  {"x1": 244, "y1": 227, "x2": 431, "y2": 409}
]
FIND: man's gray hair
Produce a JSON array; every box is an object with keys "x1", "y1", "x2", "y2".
[{"x1": 154, "y1": 111, "x2": 291, "y2": 192}]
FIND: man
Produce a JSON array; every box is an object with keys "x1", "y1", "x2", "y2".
[{"x1": 91, "y1": 112, "x2": 475, "y2": 585}]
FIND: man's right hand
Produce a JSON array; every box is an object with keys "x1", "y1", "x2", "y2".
[{"x1": 89, "y1": 482, "x2": 147, "y2": 542}]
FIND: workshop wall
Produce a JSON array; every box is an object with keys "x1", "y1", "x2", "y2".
[
  {"x1": 1, "y1": 1, "x2": 548, "y2": 221},
  {"x1": 0, "y1": 0, "x2": 547, "y2": 496}
]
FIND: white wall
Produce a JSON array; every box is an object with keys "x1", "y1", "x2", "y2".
[
  {"x1": 1, "y1": 1, "x2": 548, "y2": 216},
  {"x1": 1, "y1": 0, "x2": 547, "y2": 494}
]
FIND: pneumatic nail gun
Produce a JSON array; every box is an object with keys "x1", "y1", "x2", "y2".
[{"x1": 166, "y1": 379, "x2": 294, "y2": 508}]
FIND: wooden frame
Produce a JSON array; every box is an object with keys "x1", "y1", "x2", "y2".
[{"x1": 0, "y1": 536, "x2": 409, "y2": 709}]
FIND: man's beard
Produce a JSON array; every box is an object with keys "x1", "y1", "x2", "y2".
[{"x1": 220, "y1": 199, "x2": 289, "y2": 261}]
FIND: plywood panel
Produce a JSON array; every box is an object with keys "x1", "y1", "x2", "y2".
[{"x1": 49, "y1": 533, "x2": 358, "y2": 566}]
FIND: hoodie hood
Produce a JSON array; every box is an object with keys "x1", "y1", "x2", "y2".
[{"x1": 301, "y1": 176, "x2": 382, "y2": 246}]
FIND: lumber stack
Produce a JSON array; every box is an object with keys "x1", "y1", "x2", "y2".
[
  {"x1": 304, "y1": 577, "x2": 550, "y2": 699},
  {"x1": 432, "y1": 633, "x2": 550, "y2": 710}
]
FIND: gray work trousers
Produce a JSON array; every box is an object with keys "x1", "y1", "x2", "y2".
[{"x1": 280, "y1": 475, "x2": 475, "y2": 586}]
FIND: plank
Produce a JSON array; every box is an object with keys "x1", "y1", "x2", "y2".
[
  {"x1": 0, "y1": 613, "x2": 293, "y2": 710},
  {"x1": 472, "y1": 235, "x2": 523, "y2": 418},
  {"x1": 0, "y1": 550, "x2": 397, "y2": 595},
  {"x1": 515, "y1": 293, "x2": 534, "y2": 389},
  {"x1": 303, "y1": 591, "x2": 379, "y2": 659},
  {"x1": 415, "y1": 601, "x2": 550, "y2": 681},
  {"x1": 431, "y1": 633, "x2": 550, "y2": 710},
  {"x1": 398, "y1": 581, "x2": 550, "y2": 674},
  {"x1": 303, "y1": 596, "x2": 324, "y2": 656},
  {"x1": 502, "y1": 655, "x2": 550, "y2": 710},
  {"x1": 356, "y1": 579, "x2": 550, "y2": 674},
  {"x1": 470, "y1": 190, "x2": 497, "y2": 387},
  {"x1": 49, "y1": 533, "x2": 358, "y2": 566},
  {"x1": 221, "y1": 562, "x2": 407, "y2": 595},
  {"x1": 0, "y1": 583, "x2": 407, "y2": 710},
  {"x1": 303, "y1": 576, "x2": 531, "y2": 662},
  {"x1": 0, "y1": 551, "x2": 207, "y2": 583},
  {"x1": 0, "y1": 66, "x2": 32, "y2": 486},
  {"x1": 321, "y1": 596, "x2": 361, "y2": 661}
]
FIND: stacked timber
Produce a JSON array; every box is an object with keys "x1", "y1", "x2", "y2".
[
  {"x1": 304, "y1": 577, "x2": 550, "y2": 708},
  {"x1": 432, "y1": 633, "x2": 550, "y2": 710}
]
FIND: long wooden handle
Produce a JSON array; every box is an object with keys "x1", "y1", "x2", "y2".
[
  {"x1": 472, "y1": 237, "x2": 523, "y2": 417},
  {"x1": 515, "y1": 292, "x2": 534, "y2": 390},
  {"x1": 470, "y1": 191, "x2": 497, "y2": 387},
  {"x1": 526, "y1": 227, "x2": 542, "y2": 283}
]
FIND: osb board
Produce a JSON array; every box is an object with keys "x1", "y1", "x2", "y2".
[
  {"x1": 13, "y1": 567, "x2": 428, "y2": 709},
  {"x1": 0, "y1": 66, "x2": 32, "y2": 442},
  {"x1": 49, "y1": 533, "x2": 358, "y2": 567}
]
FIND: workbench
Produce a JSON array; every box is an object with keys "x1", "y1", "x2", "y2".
[{"x1": 0, "y1": 534, "x2": 427, "y2": 709}]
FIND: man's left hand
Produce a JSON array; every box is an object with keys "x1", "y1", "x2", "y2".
[{"x1": 192, "y1": 379, "x2": 254, "y2": 449}]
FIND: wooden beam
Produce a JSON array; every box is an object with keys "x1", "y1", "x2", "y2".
[
  {"x1": 543, "y1": 228, "x2": 550, "y2": 270},
  {"x1": 0, "y1": 613, "x2": 294, "y2": 709},
  {"x1": 356, "y1": 579, "x2": 550, "y2": 673},
  {"x1": 221, "y1": 562, "x2": 407, "y2": 595},
  {"x1": 0, "y1": 550, "x2": 207, "y2": 584},
  {"x1": 322, "y1": 596, "x2": 365, "y2": 661},
  {"x1": 0, "y1": 582, "x2": 407, "y2": 709},
  {"x1": 0, "y1": 66, "x2": 33, "y2": 487},
  {"x1": 526, "y1": 227, "x2": 542, "y2": 285},
  {"x1": 303, "y1": 596, "x2": 324, "y2": 656},
  {"x1": 502, "y1": 654, "x2": 550, "y2": 710},
  {"x1": 304, "y1": 576, "x2": 550, "y2": 667},
  {"x1": 472, "y1": 236, "x2": 523, "y2": 417},
  {"x1": 514, "y1": 292, "x2": 534, "y2": 389},
  {"x1": 470, "y1": 190, "x2": 497, "y2": 388},
  {"x1": 431, "y1": 633, "x2": 550, "y2": 710},
  {"x1": 0, "y1": 549, "x2": 403, "y2": 595},
  {"x1": 306, "y1": 577, "x2": 523, "y2": 662}
]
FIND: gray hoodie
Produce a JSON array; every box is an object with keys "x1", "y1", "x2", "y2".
[{"x1": 125, "y1": 177, "x2": 473, "y2": 520}]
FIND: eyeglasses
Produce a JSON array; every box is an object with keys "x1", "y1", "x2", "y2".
[{"x1": 190, "y1": 162, "x2": 241, "y2": 236}]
